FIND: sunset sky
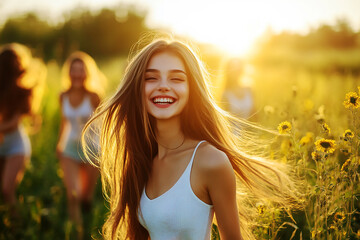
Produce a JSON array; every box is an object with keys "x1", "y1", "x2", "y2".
[{"x1": 1, "y1": 0, "x2": 359, "y2": 55}]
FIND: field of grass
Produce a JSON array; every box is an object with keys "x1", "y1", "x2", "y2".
[
  {"x1": 0, "y1": 52, "x2": 359, "y2": 239},
  {"x1": 249, "y1": 65, "x2": 360, "y2": 240}
]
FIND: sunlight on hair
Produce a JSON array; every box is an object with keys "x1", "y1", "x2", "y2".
[{"x1": 82, "y1": 36, "x2": 302, "y2": 240}]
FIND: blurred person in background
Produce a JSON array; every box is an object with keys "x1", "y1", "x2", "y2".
[
  {"x1": 56, "y1": 51, "x2": 105, "y2": 239},
  {"x1": 0, "y1": 43, "x2": 44, "y2": 210},
  {"x1": 221, "y1": 58, "x2": 255, "y2": 120}
]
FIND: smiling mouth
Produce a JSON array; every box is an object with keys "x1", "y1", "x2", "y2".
[{"x1": 152, "y1": 96, "x2": 176, "y2": 104}]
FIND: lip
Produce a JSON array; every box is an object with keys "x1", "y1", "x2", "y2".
[{"x1": 150, "y1": 95, "x2": 177, "y2": 108}]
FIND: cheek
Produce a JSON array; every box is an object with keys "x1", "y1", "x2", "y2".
[
  {"x1": 178, "y1": 84, "x2": 189, "y2": 102},
  {"x1": 70, "y1": 70, "x2": 86, "y2": 79},
  {"x1": 80, "y1": 73, "x2": 87, "y2": 80},
  {"x1": 144, "y1": 83, "x2": 153, "y2": 98},
  {"x1": 143, "y1": 84, "x2": 153, "y2": 111}
]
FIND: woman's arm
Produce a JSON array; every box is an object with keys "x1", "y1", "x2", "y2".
[
  {"x1": 89, "y1": 92, "x2": 100, "y2": 109},
  {"x1": 56, "y1": 93, "x2": 68, "y2": 158},
  {"x1": 202, "y1": 147, "x2": 243, "y2": 240},
  {"x1": 0, "y1": 114, "x2": 21, "y2": 132}
]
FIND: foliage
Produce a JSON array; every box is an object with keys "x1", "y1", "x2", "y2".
[
  {"x1": 253, "y1": 19, "x2": 360, "y2": 75},
  {"x1": 251, "y1": 68, "x2": 360, "y2": 239},
  {"x1": 0, "y1": 5, "x2": 148, "y2": 62}
]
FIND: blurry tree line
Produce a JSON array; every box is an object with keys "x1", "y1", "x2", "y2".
[
  {"x1": 0, "y1": 5, "x2": 148, "y2": 62},
  {"x1": 1, "y1": 7, "x2": 360, "y2": 75},
  {"x1": 253, "y1": 19, "x2": 360, "y2": 75}
]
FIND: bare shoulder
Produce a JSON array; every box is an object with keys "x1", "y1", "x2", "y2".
[
  {"x1": 195, "y1": 142, "x2": 233, "y2": 174},
  {"x1": 59, "y1": 92, "x2": 67, "y2": 103},
  {"x1": 88, "y1": 91, "x2": 100, "y2": 107}
]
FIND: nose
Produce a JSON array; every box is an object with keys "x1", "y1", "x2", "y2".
[{"x1": 158, "y1": 78, "x2": 170, "y2": 92}]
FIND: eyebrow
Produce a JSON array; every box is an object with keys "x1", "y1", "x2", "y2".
[{"x1": 145, "y1": 69, "x2": 187, "y2": 75}]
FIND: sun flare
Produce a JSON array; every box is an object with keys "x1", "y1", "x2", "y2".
[{"x1": 147, "y1": 0, "x2": 343, "y2": 56}]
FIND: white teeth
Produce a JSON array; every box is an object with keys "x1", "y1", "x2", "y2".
[{"x1": 153, "y1": 97, "x2": 174, "y2": 103}]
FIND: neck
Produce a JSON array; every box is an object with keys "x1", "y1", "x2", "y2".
[
  {"x1": 156, "y1": 117, "x2": 184, "y2": 158},
  {"x1": 69, "y1": 86, "x2": 86, "y2": 93}
]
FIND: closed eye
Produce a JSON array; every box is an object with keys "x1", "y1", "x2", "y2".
[
  {"x1": 145, "y1": 77, "x2": 158, "y2": 81},
  {"x1": 171, "y1": 78, "x2": 185, "y2": 82}
]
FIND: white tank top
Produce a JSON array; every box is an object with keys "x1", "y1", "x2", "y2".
[
  {"x1": 139, "y1": 140, "x2": 214, "y2": 240},
  {"x1": 62, "y1": 94, "x2": 94, "y2": 140},
  {"x1": 223, "y1": 89, "x2": 253, "y2": 119}
]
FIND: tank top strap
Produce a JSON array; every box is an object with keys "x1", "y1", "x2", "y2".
[
  {"x1": 62, "y1": 94, "x2": 70, "y2": 110},
  {"x1": 183, "y1": 140, "x2": 206, "y2": 177},
  {"x1": 63, "y1": 94, "x2": 92, "y2": 111},
  {"x1": 83, "y1": 94, "x2": 91, "y2": 104}
]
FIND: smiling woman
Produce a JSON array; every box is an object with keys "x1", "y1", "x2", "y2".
[
  {"x1": 82, "y1": 37, "x2": 300, "y2": 240},
  {"x1": 144, "y1": 51, "x2": 189, "y2": 120}
]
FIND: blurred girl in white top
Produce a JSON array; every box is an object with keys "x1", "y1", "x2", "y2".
[
  {"x1": 56, "y1": 51, "x2": 105, "y2": 237},
  {"x1": 221, "y1": 58, "x2": 255, "y2": 120},
  {"x1": 83, "y1": 38, "x2": 299, "y2": 239}
]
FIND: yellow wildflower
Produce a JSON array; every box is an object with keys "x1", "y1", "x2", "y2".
[
  {"x1": 306, "y1": 132, "x2": 314, "y2": 140},
  {"x1": 322, "y1": 123, "x2": 331, "y2": 134},
  {"x1": 343, "y1": 129, "x2": 354, "y2": 141},
  {"x1": 300, "y1": 132, "x2": 314, "y2": 146},
  {"x1": 356, "y1": 229, "x2": 360, "y2": 238},
  {"x1": 300, "y1": 136, "x2": 309, "y2": 146},
  {"x1": 311, "y1": 229, "x2": 322, "y2": 238},
  {"x1": 315, "y1": 105, "x2": 325, "y2": 123},
  {"x1": 264, "y1": 105, "x2": 275, "y2": 115},
  {"x1": 311, "y1": 151, "x2": 322, "y2": 161},
  {"x1": 278, "y1": 121, "x2": 292, "y2": 134},
  {"x1": 257, "y1": 205, "x2": 265, "y2": 215},
  {"x1": 340, "y1": 148, "x2": 351, "y2": 155},
  {"x1": 334, "y1": 212, "x2": 345, "y2": 222},
  {"x1": 315, "y1": 138, "x2": 336, "y2": 154},
  {"x1": 343, "y1": 92, "x2": 360, "y2": 109},
  {"x1": 341, "y1": 159, "x2": 351, "y2": 173},
  {"x1": 329, "y1": 225, "x2": 336, "y2": 230},
  {"x1": 311, "y1": 230, "x2": 316, "y2": 238}
]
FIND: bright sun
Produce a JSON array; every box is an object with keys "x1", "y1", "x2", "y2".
[
  {"x1": 147, "y1": 0, "x2": 311, "y2": 56},
  {"x1": 3, "y1": 0, "x2": 354, "y2": 57}
]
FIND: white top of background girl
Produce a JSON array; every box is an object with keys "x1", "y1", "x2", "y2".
[
  {"x1": 62, "y1": 94, "x2": 93, "y2": 141},
  {"x1": 222, "y1": 58, "x2": 255, "y2": 119},
  {"x1": 223, "y1": 88, "x2": 254, "y2": 119}
]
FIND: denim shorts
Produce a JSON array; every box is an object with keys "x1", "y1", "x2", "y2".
[
  {"x1": 0, "y1": 126, "x2": 31, "y2": 157},
  {"x1": 63, "y1": 139, "x2": 99, "y2": 164}
]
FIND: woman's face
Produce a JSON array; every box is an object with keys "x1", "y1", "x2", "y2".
[
  {"x1": 144, "y1": 51, "x2": 189, "y2": 120},
  {"x1": 69, "y1": 60, "x2": 86, "y2": 89}
]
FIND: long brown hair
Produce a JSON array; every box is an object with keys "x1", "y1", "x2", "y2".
[
  {"x1": 0, "y1": 44, "x2": 32, "y2": 120},
  {"x1": 83, "y1": 38, "x2": 299, "y2": 239}
]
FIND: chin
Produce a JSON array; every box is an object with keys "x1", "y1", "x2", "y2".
[
  {"x1": 153, "y1": 115, "x2": 174, "y2": 120},
  {"x1": 150, "y1": 112, "x2": 180, "y2": 121}
]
